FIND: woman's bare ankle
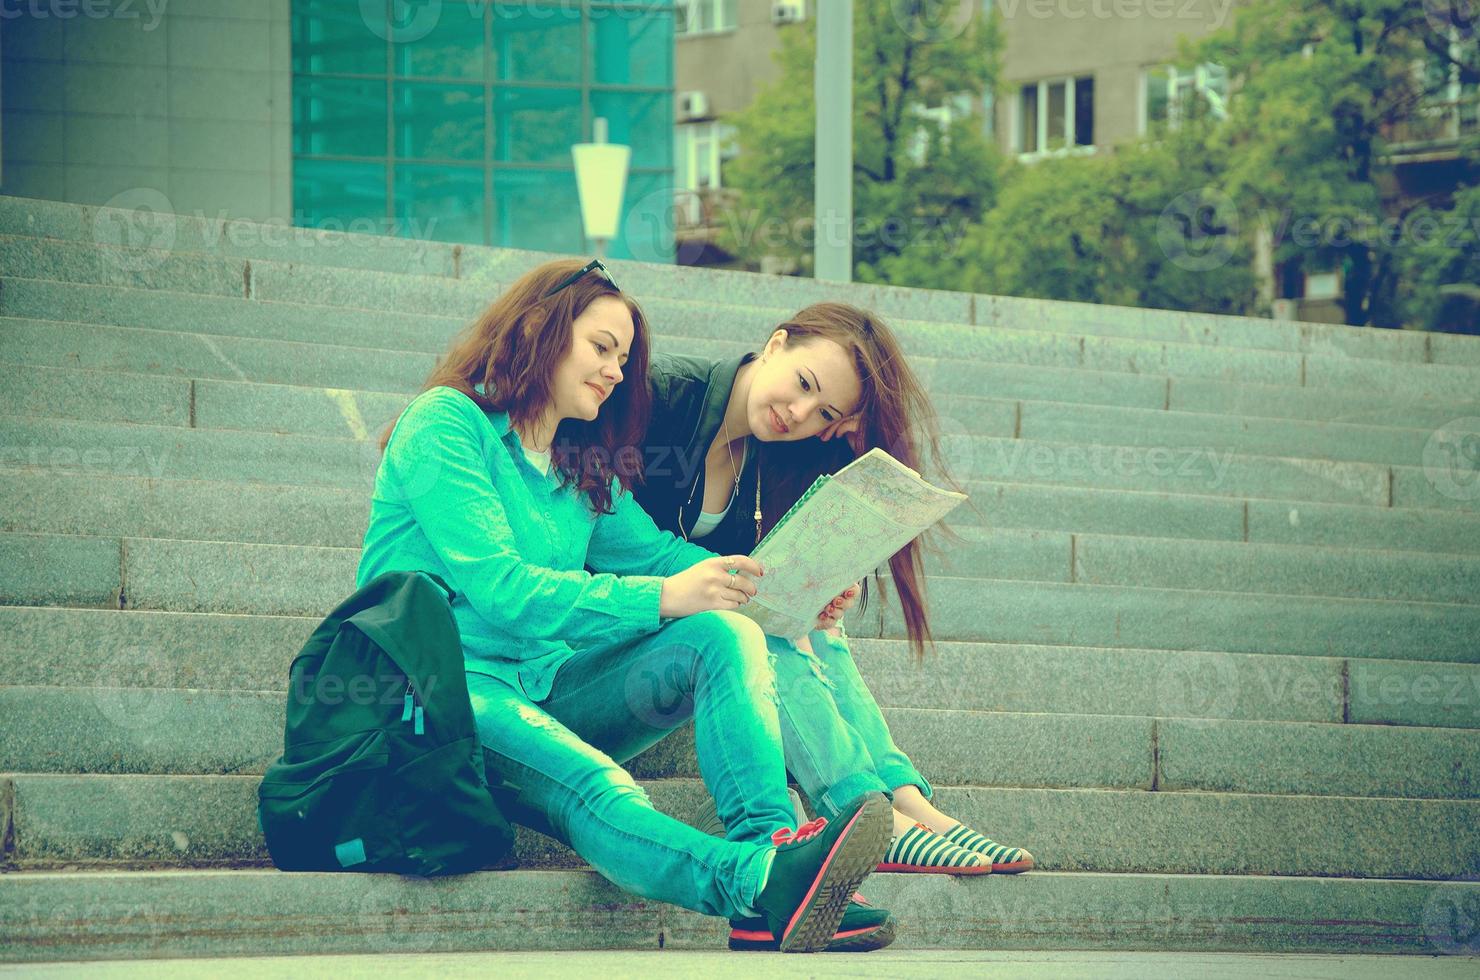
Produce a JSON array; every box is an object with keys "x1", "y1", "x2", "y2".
[{"x1": 891, "y1": 786, "x2": 959, "y2": 835}]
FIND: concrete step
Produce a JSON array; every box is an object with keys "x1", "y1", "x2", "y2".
[
  {"x1": 6, "y1": 684, "x2": 1477, "y2": 801},
  {"x1": 10, "y1": 277, "x2": 1480, "y2": 432},
  {"x1": 8, "y1": 237, "x2": 1480, "y2": 399},
  {"x1": 4, "y1": 772, "x2": 1476, "y2": 880},
  {"x1": 3, "y1": 362, "x2": 1462, "y2": 474},
  {"x1": 0, "y1": 192, "x2": 460, "y2": 277},
  {"x1": 4, "y1": 867, "x2": 1473, "y2": 959},
  {"x1": 7, "y1": 524, "x2": 1479, "y2": 614},
  {"x1": 16, "y1": 190, "x2": 1480, "y2": 373},
  {"x1": 867, "y1": 577, "x2": 1480, "y2": 663},
  {"x1": 1165, "y1": 374, "x2": 1479, "y2": 430},
  {"x1": 11, "y1": 297, "x2": 1480, "y2": 447},
  {"x1": 0, "y1": 604, "x2": 1387, "y2": 726},
  {"x1": 9, "y1": 468, "x2": 1480, "y2": 559},
  {"x1": 5, "y1": 605, "x2": 1475, "y2": 729},
  {"x1": 3, "y1": 524, "x2": 1477, "y2": 658},
  {"x1": 8, "y1": 412, "x2": 1466, "y2": 514},
  {"x1": 8, "y1": 190, "x2": 1479, "y2": 369}
]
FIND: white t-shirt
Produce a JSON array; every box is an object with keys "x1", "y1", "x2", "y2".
[{"x1": 521, "y1": 445, "x2": 552, "y2": 475}]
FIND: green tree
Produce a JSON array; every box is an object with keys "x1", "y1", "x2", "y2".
[
  {"x1": 1400, "y1": 184, "x2": 1480, "y2": 333},
  {"x1": 955, "y1": 122, "x2": 1258, "y2": 315},
  {"x1": 719, "y1": 1, "x2": 1004, "y2": 284},
  {"x1": 1193, "y1": 0, "x2": 1479, "y2": 326}
]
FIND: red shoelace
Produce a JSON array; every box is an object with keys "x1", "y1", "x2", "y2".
[{"x1": 770, "y1": 816, "x2": 828, "y2": 847}]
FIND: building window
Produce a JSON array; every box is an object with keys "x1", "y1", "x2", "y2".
[
  {"x1": 676, "y1": 0, "x2": 737, "y2": 35},
  {"x1": 674, "y1": 120, "x2": 736, "y2": 224},
  {"x1": 1141, "y1": 63, "x2": 1228, "y2": 134},
  {"x1": 907, "y1": 93, "x2": 977, "y2": 165},
  {"x1": 290, "y1": 0, "x2": 678, "y2": 258},
  {"x1": 1016, "y1": 75, "x2": 1094, "y2": 157},
  {"x1": 675, "y1": 121, "x2": 736, "y2": 191}
]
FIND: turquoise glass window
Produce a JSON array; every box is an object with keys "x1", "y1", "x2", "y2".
[
  {"x1": 494, "y1": 169, "x2": 584, "y2": 254},
  {"x1": 395, "y1": 164, "x2": 485, "y2": 245},
  {"x1": 293, "y1": 158, "x2": 387, "y2": 228},
  {"x1": 395, "y1": 82, "x2": 484, "y2": 161},
  {"x1": 393, "y1": 5, "x2": 485, "y2": 79},
  {"x1": 494, "y1": 87, "x2": 582, "y2": 165},
  {"x1": 292, "y1": 1, "x2": 675, "y2": 256},
  {"x1": 293, "y1": 76, "x2": 388, "y2": 158}
]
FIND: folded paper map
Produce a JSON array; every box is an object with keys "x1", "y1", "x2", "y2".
[{"x1": 737, "y1": 447, "x2": 967, "y2": 639}]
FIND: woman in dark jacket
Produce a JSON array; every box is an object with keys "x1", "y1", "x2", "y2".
[{"x1": 635, "y1": 302, "x2": 1034, "y2": 875}]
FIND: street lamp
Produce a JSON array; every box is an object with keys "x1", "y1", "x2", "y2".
[{"x1": 571, "y1": 117, "x2": 631, "y2": 259}]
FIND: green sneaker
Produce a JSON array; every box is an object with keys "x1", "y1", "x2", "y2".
[
  {"x1": 729, "y1": 897, "x2": 895, "y2": 952},
  {"x1": 749, "y1": 792, "x2": 892, "y2": 953}
]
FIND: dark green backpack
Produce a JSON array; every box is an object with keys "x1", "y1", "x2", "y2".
[{"x1": 257, "y1": 570, "x2": 515, "y2": 875}]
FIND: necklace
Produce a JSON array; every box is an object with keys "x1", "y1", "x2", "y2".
[
  {"x1": 725, "y1": 420, "x2": 763, "y2": 545},
  {"x1": 677, "y1": 416, "x2": 762, "y2": 544}
]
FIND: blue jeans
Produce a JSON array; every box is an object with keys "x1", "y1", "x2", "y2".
[
  {"x1": 466, "y1": 610, "x2": 794, "y2": 919},
  {"x1": 770, "y1": 628, "x2": 933, "y2": 820}
]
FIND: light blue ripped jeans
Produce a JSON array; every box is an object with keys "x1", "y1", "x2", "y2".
[
  {"x1": 769, "y1": 627, "x2": 933, "y2": 820},
  {"x1": 465, "y1": 610, "x2": 795, "y2": 920}
]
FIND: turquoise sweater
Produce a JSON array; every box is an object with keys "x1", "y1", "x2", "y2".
[{"x1": 356, "y1": 385, "x2": 715, "y2": 701}]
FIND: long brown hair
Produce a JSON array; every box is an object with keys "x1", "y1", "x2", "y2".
[
  {"x1": 377, "y1": 258, "x2": 652, "y2": 515},
  {"x1": 756, "y1": 303, "x2": 961, "y2": 661}
]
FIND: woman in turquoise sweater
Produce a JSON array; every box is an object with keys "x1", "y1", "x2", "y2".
[{"x1": 356, "y1": 259, "x2": 892, "y2": 953}]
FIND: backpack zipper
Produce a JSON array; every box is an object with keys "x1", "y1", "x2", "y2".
[{"x1": 402, "y1": 681, "x2": 424, "y2": 735}]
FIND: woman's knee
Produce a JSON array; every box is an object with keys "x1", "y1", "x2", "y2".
[{"x1": 669, "y1": 610, "x2": 777, "y2": 695}]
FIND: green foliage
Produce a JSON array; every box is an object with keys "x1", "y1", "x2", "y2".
[
  {"x1": 720, "y1": 0, "x2": 1478, "y2": 329},
  {"x1": 1188, "y1": 0, "x2": 1478, "y2": 326},
  {"x1": 719, "y1": 1, "x2": 1004, "y2": 281},
  {"x1": 1400, "y1": 184, "x2": 1480, "y2": 332}
]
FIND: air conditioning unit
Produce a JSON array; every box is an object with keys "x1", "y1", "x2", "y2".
[
  {"x1": 678, "y1": 90, "x2": 710, "y2": 121},
  {"x1": 772, "y1": 0, "x2": 805, "y2": 25}
]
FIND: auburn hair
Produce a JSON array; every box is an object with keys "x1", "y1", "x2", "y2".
[
  {"x1": 376, "y1": 258, "x2": 651, "y2": 515},
  {"x1": 755, "y1": 303, "x2": 964, "y2": 661}
]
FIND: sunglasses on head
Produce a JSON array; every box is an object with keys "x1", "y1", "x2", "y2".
[{"x1": 542, "y1": 258, "x2": 621, "y2": 298}]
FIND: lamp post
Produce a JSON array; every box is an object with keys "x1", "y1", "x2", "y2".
[
  {"x1": 571, "y1": 117, "x2": 631, "y2": 259},
  {"x1": 815, "y1": 1, "x2": 853, "y2": 282}
]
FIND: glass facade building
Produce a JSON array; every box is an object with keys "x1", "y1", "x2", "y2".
[{"x1": 291, "y1": 1, "x2": 676, "y2": 259}]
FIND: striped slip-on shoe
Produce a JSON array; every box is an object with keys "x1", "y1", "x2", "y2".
[
  {"x1": 939, "y1": 823, "x2": 1036, "y2": 873},
  {"x1": 876, "y1": 822, "x2": 991, "y2": 875}
]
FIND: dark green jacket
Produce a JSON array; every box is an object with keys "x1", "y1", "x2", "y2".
[{"x1": 634, "y1": 351, "x2": 759, "y2": 557}]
